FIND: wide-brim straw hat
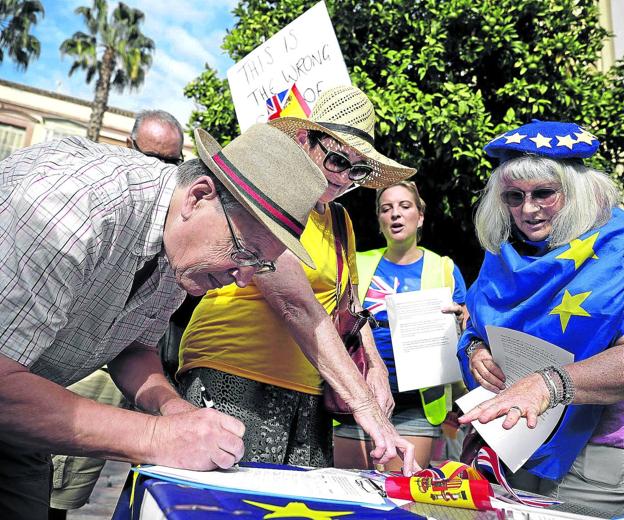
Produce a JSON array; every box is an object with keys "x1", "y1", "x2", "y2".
[
  {"x1": 194, "y1": 124, "x2": 327, "y2": 269},
  {"x1": 269, "y1": 85, "x2": 415, "y2": 189}
]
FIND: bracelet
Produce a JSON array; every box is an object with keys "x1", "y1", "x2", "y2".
[
  {"x1": 550, "y1": 365, "x2": 575, "y2": 405},
  {"x1": 536, "y1": 368, "x2": 558, "y2": 409},
  {"x1": 466, "y1": 338, "x2": 486, "y2": 359},
  {"x1": 537, "y1": 365, "x2": 575, "y2": 407}
]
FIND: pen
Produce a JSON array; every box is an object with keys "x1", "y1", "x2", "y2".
[{"x1": 200, "y1": 385, "x2": 214, "y2": 409}]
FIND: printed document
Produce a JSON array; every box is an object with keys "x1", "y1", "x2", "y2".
[
  {"x1": 456, "y1": 326, "x2": 574, "y2": 472},
  {"x1": 386, "y1": 287, "x2": 461, "y2": 391},
  {"x1": 134, "y1": 465, "x2": 390, "y2": 508}
]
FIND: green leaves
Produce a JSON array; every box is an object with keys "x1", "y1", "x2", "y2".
[
  {"x1": 60, "y1": 0, "x2": 154, "y2": 141},
  {"x1": 183, "y1": 0, "x2": 624, "y2": 280},
  {"x1": 0, "y1": 0, "x2": 44, "y2": 70}
]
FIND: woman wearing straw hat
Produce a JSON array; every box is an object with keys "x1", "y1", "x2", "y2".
[{"x1": 177, "y1": 85, "x2": 420, "y2": 474}]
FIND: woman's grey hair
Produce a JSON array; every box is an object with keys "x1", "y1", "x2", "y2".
[
  {"x1": 131, "y1": 110, "x2": 184, "y2": 144},
  {"x1": 475, "y1": 155, "x2": 620, "y2": 253},
  {"x1": 176, "y1": 159, "x2": 241, "y2": 211}
]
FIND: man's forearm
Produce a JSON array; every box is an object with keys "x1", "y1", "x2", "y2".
[
  {"x1": 0, "y1": 355, "x2": 155, "y2": 460},
  {"x1": 108, "y1": 342, "x2": 192, "y2": 415}
]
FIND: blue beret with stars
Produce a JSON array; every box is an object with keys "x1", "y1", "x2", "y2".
[{"x1": 484, "y1": 119, "x2": 599, "y2": 162}]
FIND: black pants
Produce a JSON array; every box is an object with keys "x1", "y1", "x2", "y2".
[{"x1": 0, "y1": 439, "x2": 52, "y2": 520}]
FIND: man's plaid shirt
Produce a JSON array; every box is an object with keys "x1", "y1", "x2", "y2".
[{"x1": 0, "y1": 137, "x2": 185, "y2": 386}]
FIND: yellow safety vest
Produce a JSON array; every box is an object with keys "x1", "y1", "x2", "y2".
[{"x1": 356, "y1": 247, "x2": 455, "y2": 426}]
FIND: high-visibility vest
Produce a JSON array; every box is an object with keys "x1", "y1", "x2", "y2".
[{"x1": 356, "y1": 247, "x2": 455, "y2": 426}]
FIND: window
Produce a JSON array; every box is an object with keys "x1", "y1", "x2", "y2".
[
  {"x1": 42, "y1": 120, "x2": 86, "y2": 142},
  {"x1": 0, "y1": 123, "x2": 26, "y2": 161}
]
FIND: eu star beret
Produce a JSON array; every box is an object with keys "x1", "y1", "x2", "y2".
[{"x1": 484, "y1": 119, "x2": 599, "y2": 162}]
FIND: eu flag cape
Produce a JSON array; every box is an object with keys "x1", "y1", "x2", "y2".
[{"x1": 458, "y1": 208, "x2": 624, "y2": 480}]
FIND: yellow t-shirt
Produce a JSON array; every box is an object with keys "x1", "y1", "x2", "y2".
[{"x1": 178, "y1": 204, "x2": 358, "y2": 395}]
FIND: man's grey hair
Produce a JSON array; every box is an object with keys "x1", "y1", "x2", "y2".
[
  {"x1": 177, "y1": 159, "x2": 241, "y2": 212},
  {"x1": 475, "y1": 155, "x2": 620, "y2": 253},
  {"x1": 131, "y1": 110, "x2": 184, "y2": 145}
]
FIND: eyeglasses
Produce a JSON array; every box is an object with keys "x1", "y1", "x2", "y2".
[
  {"x1": 130, "y1": 138, "x2": 184, "y2": 166},
  {"x1": 220, "y1": 200, "x2": 276, "y2": 275},
  {"x1": 500, "y1": 188, "x2": 561, "y2": 208},
  {"x1": 314, "y1": 138, "x2": 373, "y2": 182}
]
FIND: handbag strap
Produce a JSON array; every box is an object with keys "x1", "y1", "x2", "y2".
[{"x1": 329, "y1": 201, "x2": 350, "y2": 308}]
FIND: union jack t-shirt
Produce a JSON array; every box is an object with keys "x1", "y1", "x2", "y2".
[{"x1": 363, "y1": 256, "x2": 466, "y2": 392}]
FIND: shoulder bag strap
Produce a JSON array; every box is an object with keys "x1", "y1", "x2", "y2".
[{"x1": 329, "y1": 201, "x2": 350, "y2": 306}]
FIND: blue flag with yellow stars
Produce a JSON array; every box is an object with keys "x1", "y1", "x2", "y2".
[
  {"x1": 116, "y1": 473, "x2": 422, "y2": 520},
  {"x1": 458, "y1": 208, "x2": 624, "y2": 481}
]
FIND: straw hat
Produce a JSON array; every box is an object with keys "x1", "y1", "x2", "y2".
[
  {"x1": 194, "y1": 124, "x2": 327, "y2": 269},
  {"x1": 269, "y1": 85, "x2": 415, "y2": 188}
]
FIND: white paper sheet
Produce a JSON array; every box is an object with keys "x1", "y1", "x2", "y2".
[
  {"x1": 134, "y1": 465, "x2": 389, "y2": 508},
  {"x1": 456, "y1": 326, "x2": 574, "y2": 473},
  {"x1": 386, "y1": 287, "x2": 461, "y2": 391}
]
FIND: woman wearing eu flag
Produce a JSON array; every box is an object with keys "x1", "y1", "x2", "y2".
[{"x1": 457, "y1": 120, "x2": 624, "y2": 516}]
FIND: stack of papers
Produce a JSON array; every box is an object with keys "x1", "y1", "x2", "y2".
[
  {"x1": 457, "y1": 326, "x2": 574, "y2": 472},
  {"x1": 134, "y1": 465, "x2": 393, "y2": 510}
]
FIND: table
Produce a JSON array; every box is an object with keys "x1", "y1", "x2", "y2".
[{"x1": 111, "y1": 465, "x2": 611, "y2": 520}]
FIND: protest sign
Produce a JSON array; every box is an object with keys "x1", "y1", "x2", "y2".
[{"x1": 226, "y1": 1, "x2": 351, "y2": 131}]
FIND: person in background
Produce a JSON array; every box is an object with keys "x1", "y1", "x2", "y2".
[
  {"x1": 0, "y1": 123, "x2": 326, "y2": 520},
  {"x1": 126, "y1": 109, "x2": 185, "y2": 166},
  {"x1": 333, "y1": 180, "x2": 467, "y2": 470},
  {"x1": 178, "y1": 85, "x2": 420, "y2": 475},
  {"x1": 49, "y1": 109, "x2": 186, "y2": 520},
  {"x1": 457, "y1": 120, "x2": 624, "y2": 516}
]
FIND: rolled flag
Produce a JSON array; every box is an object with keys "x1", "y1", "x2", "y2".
[{"x1": 385, "y1": 460, "x2": 493, "y2": 510}]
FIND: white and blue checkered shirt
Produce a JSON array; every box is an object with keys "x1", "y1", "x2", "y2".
[{"x1": 0, "y1": 136, "x2": 185, "y2": 386}]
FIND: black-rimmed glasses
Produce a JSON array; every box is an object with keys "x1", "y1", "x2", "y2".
[
  {"x1": 220, "y1": 201, "x2": 276, "y2": 274},
  {"x1": 314, "y1": 138, "x2": 373, "y2": 182},
  {"x1": 130, "y1": 138, "x2": 184, "y2": 166},
  {"x1": 501, "y1": 188, "x2": 561, "y2": 208}
]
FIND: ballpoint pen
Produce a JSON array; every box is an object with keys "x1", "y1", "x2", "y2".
[{"x1": 199, "y1": 385, "x2": 214, "y2": 408}]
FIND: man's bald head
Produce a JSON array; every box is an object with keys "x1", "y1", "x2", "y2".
[{"x1": 127, "y1": 110, "x2": 184, "y2": 165}]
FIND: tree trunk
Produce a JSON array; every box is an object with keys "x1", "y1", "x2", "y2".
[{"x1": 87, "y1": 46, "x2": 114, "y2": 142}]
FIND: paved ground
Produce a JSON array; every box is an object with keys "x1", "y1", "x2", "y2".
[{"x1": 68, "y1": 460, "x2": 130, "y2": 520}]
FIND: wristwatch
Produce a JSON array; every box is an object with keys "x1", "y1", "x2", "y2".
[{"x1": 465, "y1": 338, "x2": 485, "y2": 359}]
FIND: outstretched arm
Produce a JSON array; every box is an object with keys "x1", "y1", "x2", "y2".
[
  {"x1": 0, "y1": 352, "x2": 245, "y2": 470},
  {"x1": 459, "y1": 337, "x2": 624, "y2": 429},
  {"x1": 108, "y1": 341, "x2": 195, "y2": 416},
  {"x1": 352, "y1": 284, "x2": 394, "y2": 418},
  {"x1": 255, "y1": 251, "x2": 418, "y2": 475}
]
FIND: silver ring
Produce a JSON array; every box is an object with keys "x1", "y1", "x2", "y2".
[{"x1": 508, "y1": 405, "x2": 523, "y2": 415}]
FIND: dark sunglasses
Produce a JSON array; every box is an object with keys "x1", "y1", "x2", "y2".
[
  {"x1": 220, "y1": 199, "x2": 276, "y2": 275},
  {"x1": 500, "y1": 188, "x2": 560, "y2": 208},
  {"x1": 130, "y1": 138, "x2": 184, "y2": 166},
  {"x1": 314, "y1": 138, "x2": 373, "y2": 182}
]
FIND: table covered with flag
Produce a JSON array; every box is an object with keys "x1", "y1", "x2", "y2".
[
  {"x1": 111, "y1": 454, "x2": 615, "y2": 519},
  {"x1": 110, "y1": 458, "x2": 543, "y2": 520},
  {"x1": 111, "y1": 462, "x2": 423, "y2": 520}
]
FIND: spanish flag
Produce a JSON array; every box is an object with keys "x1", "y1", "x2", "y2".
[{"x1": 266, "y1": 83, "x2": 311, "y2": 121}]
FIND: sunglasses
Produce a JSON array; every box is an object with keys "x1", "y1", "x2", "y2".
[
  {"x1": 130, "y1": 138, "x2": 184, "y2": 166},
  {"x1": 314, "y1": 139, "x2": 373, "y2": 182},
  {"x1": 500, "y1": 187, "x2": 560, "y2": 208},
  {"x1": 220, "y1": 199, "x2": 276, "y2": 275}
]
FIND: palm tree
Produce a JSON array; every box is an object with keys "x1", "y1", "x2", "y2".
[
  {"x1": 0, "y1": 0, "x2": 44, "y2": 69},
  {"x1": 60, "y1": 0, "x2": 154, "y2": 141}
]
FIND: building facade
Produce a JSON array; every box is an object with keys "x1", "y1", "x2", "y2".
[{"x1": 0, "y1": 79, "x2": 194, "y2": 161}]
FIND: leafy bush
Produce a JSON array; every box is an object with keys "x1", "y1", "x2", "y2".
[{"x1": 184, "y1": 0, "x2": 624, "y2": 280}]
